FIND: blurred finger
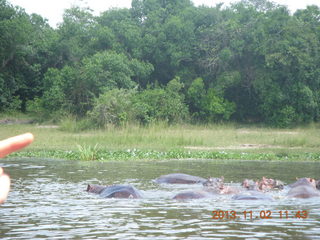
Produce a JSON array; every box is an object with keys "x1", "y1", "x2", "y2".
[
  {"x1": 0, "y1": 133, "x2": 34, "y2": 158},
  {"x1": 0, "y1": 172, "x2": 10, "y2": 204}
]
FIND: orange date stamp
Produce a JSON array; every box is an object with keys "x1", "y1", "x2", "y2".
[{"x1": 211, "y1": 210, "x2": 309, "y2": 220}]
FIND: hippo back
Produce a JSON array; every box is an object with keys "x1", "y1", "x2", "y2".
[
  {"x1": 232, "y1": 191, "x2": 274, "y2": 201},
  {"x1": 155, "y1": 173, "x2": 206, "y2": 184},
  {"x1": 99, "y1": 185, "x2": 142, "y2": 198},
  {"x1": 289, "y1": 178, "x2": 316, "y2": 188},
  {"x1": 287, "y1": 185, "x2": 320, "y2": 199},
  {"x1": 173, "y1": 190, "x2": 211, "y2": 200}
]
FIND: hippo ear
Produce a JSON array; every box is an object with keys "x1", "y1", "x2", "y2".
[{"x1": 86, "y1": 184, "x2": 91, "y2": 192}]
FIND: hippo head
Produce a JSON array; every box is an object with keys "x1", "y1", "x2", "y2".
[
  {"x1": 258, "y1": 177, "x2": 284, "y2": 191},
  {"x1": 203, "y1": 176, "x2": 224, "y2": 190},
  {"x1": 306, "y1": 178, "x2": 317, "y2": 188},
  {"x1": 290, "y1": 177, "x2": 317, "y2": 188},
  {"x1": 86, "y1": 184, "x2": 106, "y2": 194},
  {"x1": 273, "y1": 179, "x2": 285, "y2": 189},
  {"x1": 241, "y1": 179, "x2": 258, "y2": 190}
]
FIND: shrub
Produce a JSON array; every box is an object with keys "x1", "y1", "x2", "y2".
[
  {"x1": 187, "y1": 78, "x2": 235, "y2": 122},
  {"x1": 88, "y1": 78, "x2": 189, "y2": 127},
  {"x1": 88, "y1": 88, "x2": 136, "y2": 127},
  {"x1": 268, "y1": 105, "x2": 297, "y2": 128},
  {"x1": 6, "y1": 96, "x2": 22, "y2": 112},
  {"x1": 133, "y1": 77, "x2": 189, "y2": 124},
  {"x1": 203, "y1": 88, "x2": 235, "y2": 121}
]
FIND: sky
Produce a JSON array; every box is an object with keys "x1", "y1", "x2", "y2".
[{"x1": 8, "y1": 0, "x2": 320, "y2": 28}]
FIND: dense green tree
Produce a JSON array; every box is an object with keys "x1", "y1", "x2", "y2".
[
  {"x1": 0, "y1": 0, "x2": 58, "y2": 111},
  {"x1": 2, "y1": 0, "x2": 320, "y2": 127},
  {"x1": 56, "y1": 6, "x2": 96, "y2": 65},
  {"x1": 41, "y1": 51, "x2": 152, "y2": 116},
  {"x1": 98, "y1": 9, "x2": 143, "y2": 58},
  {"x1": 187, "y1": 78, "x2": 235, "y2": 122},
  {"x1": 133, "y1": 77, "x2": 189, "y2": 124}
]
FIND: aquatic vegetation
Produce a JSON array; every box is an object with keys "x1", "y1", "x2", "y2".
[
  {"x1": 77, "y1": 144, "x2": 99, "y2": 161},
  {"x1": 9, "y1": 148, "x2": 320, "y2": 162}
]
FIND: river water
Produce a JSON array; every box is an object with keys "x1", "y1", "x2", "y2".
[{"x1": 0, "y1": 158, "x2": 320, "y2": 239}]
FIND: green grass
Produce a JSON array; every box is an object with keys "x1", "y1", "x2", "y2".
[
  {"x1": 1, "y1": 122, "x2": 320, "y2": 161},
  {"x1": 77, "y1": 144, "x2": 99, "y2": 161}
]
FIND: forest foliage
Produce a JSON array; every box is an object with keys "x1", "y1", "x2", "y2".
[{"x1": 1, "y1": 0, "x2": 320, "y2": 127}]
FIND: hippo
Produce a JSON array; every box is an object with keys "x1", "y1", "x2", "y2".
[
  {"x1": 289, "y1": 177, "x2": 316, "y2": 188},
  {"x1": 203, "y1": 177, "x2": 224, "y2": 188},
  {"x1": 258, "y1": 177, "x2": 284, "y2": 191},
  {"x1": 242, "y1": 177, "x2": 284, "y2": 191},
  {"x1": 154, "y1": 173, "x2": 207, "y2": 184},
  {"x1": 173, "y1": 190, "x2": 213, "y2": 200},
  {"x1": 172, "y1": 176, "x2": 241, "y2": 200},
  {"x1": 172, "y1": 177, "x2": 225, "y2": 200},
  {"x1": 287, "y1": 178, "x2": 320, "y2": 199},
  {"x1": 203, "y1": 176, "x2": 240, "y2": 194},
  {"x1": 232, "y1": 191, "x2": 274, "y2": 201},
  {"x1": 87, "y1": 184, "x2": 142, "y2": 199},
  {"x1": 231, "y1": 178, "x2": 279, "y2": 200},
  {"x1": 242, "y1": 179, "x2": 258, "y2": 190},
  {"x1": 316, "y1": 179, "x2": 320, "y2": 190}
]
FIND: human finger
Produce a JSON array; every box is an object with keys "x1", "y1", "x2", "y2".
[
  {"x1": 0, "y1": 133, "x2": 34, "y2": 158},
  {"x1": 0, "y1": 170, "x2": 10, "y2": 204}
]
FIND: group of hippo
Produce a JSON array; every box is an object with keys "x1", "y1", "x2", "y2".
[{"x1": 86, "y1": 173, "x2": 320, "y2": 200}]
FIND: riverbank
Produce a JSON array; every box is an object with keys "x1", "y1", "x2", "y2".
[{"x1": 1, "y1": 123, "x2": 320, "y2": 161}]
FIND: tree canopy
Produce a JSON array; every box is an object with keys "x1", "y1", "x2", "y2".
[{"x1": 1, "y1": 0, "x2": 320, "y2": 127}]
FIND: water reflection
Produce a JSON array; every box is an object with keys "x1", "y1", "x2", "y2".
[{"x1": 0, "y1": 158, "x2": 320, "y2": 239}]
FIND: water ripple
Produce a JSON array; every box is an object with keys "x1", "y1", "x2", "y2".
[{"x1": 0, "y1": 158, "x2": 319, "y2": 239}]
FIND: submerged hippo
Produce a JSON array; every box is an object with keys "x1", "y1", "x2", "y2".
[
  {"x1": 203, "y1": 176, "x2": 240, "y2": 194},
  {"x1": 173, "y1": 176, "x2": 230, "y2": 200},
  {"x1": 258, "y1": 177, "x2": 284, "y2": 191},
  {"x1": 287, "y1": 178, "x2": 320, "y2": 199},
  {"x1": 232, "y1": 190, "x2": 274, "y2": 201},
  {"x1": 154, "y1": 173, "x2": 207, "y2": 184},
  {"x1": 87, "y1": 184, "x2": 142, "y2": 199},
  {"x1": 289, "y1": 177, "x2": 316, "y2": 188},
  {"x1": 231, "y1": 177, "x2": 281, "y2": 201},
  {"x1": 242, "y1": 177, "x2": 284, "y2": 191},
  {"x1": 203, "y1": 177, "x2": 224, "y2": 188},
  {"x1": 173, "y1": 190, "x2": 213, "y2": 200},
  {"x1": 242, "y1": 179, "x2": 258, "y2": 190},
  {"x1": 316, "y1": 179, "x2": 320, "y2": 190}
]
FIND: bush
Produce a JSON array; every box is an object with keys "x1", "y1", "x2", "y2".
[
  {"x1": 88, "y1": 88, "x2": 136, "y2": 127},
  {"x1": 203, "y1": 89, "x2": 235, "y2": 121},
  {"x1": 6, "y1": 96, "x2": 22, "y2": 112},
  {"x1": 88, "y1": 78, "x2": 189, "y2": 127},
  {"x1": 133, "y1": 77, "x2": 189, "y2": 124},
  {"x1": 187, "y1": 78, "x2": 235, "y2": 122},
  {"x1": 268, "y1": 105, "x2": 297, "y2": 128}
]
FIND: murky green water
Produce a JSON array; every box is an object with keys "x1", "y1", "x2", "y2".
[{"x1": 1, "y1": 158, "x2": 320, "y2": 239}]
